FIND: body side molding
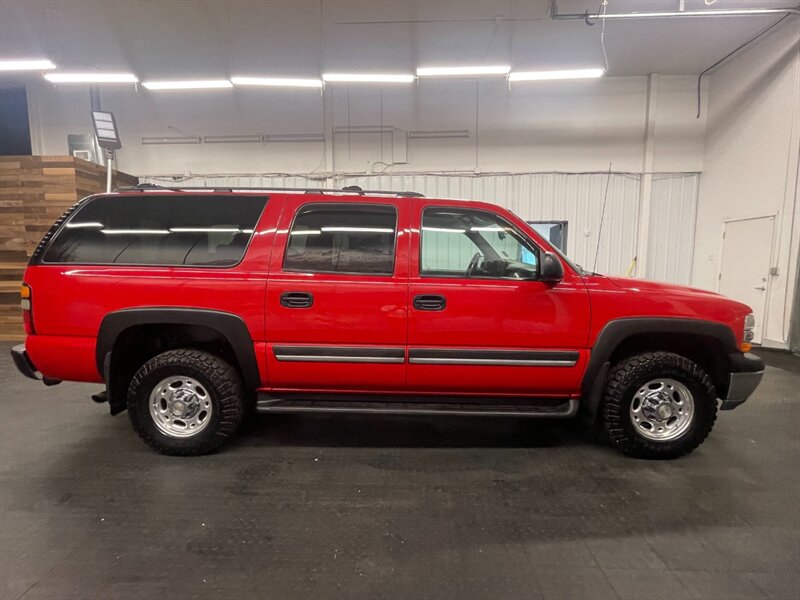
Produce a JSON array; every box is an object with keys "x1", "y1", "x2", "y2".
[
  {"x1": 273, "y1": 346, "x2": 405, "y2": 363},
  {"x1": 408, "y1": 348, "x2": 579, "y2": 367}
]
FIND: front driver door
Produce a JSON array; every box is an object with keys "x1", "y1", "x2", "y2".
[{"x1": 407, "y1": 200, "x2": 590, "y2": 397}]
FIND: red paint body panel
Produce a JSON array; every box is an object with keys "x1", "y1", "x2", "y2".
[
  {"x1": 26, "y1": 334, "x2": 101, "y2": 382},
  {"x1": 584, "y1": 275, "x2": 752, "y2": 346},
  {"x1": 19, "y1": 191, "x2": 753, "y2": 400},
  {"x1": 23, "y1": 194, "x2": 281, "y2": 383}
]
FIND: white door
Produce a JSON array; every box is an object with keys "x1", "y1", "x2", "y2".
[{"x1": 718, "y1": 216, "x2": 774, "y2": 344}]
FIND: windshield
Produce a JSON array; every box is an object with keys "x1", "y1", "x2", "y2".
[{"x1": 549, "y1": 242, "x2": 588, "y2": 276}]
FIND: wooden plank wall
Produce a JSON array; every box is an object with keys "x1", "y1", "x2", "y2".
[{"x1": 0, "y1": 155, "x2": 138, "y2": 341}]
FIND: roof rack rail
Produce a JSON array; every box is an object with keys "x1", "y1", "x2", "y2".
[{"x1": 115, "y1": 183, "x2": 424, "y2": 198}]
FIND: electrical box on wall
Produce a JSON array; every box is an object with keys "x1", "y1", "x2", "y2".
[{"x1": 67, "y1": 134, "x2": 97, "y2": 164}]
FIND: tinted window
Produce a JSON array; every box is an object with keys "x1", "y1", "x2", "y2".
[
  {"x1": 43, "y1": 194, "x2": 266, "y2": 266},
  {"x1": 421, "y1": 208, "x2": 539, "y2": 279},
  {"x1": 284, "y1": 203, "x2": 397, "y2": 275}
]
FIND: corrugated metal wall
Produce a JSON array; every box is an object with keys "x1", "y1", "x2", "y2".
[
  {"x1": 647, "y1": 174, "x2": 699, "y2": 285},
  {"x1": 142, "y1": 172, "x2": 698, "y2": 283}
]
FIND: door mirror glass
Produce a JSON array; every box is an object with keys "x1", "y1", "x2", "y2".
[{"x1": 540, "y1": 252, "x2": 564, "y2": 282}]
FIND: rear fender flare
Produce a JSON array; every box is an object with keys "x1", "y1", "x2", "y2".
[{"x1": 97, "y1": 308, "x2": 260, "y2": 413}]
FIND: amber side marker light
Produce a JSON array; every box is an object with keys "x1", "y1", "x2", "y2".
[{"x1": 741, "y1": 313, "x2": 755, "y2": 353}]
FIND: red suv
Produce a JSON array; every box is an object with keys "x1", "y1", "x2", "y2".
[{"x1": 11, "y1": 186, "x2": 764, "y2": 458}]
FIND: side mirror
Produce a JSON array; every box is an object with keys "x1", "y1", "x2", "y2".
[{"x1": 540, "y1": 252, "x2": 564, "y2": 282}]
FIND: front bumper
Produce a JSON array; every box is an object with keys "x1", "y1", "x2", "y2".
[
  {"x1": 10, "y1": 345, "x2": 61, "y2": 385},
  {"x1": 720, "y1": 352, "x2": 765, "y2": 410}
]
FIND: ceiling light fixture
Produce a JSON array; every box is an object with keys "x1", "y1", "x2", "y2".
[
  {"x1": 322, "y1": 73, "x2": 415, "y2": 83},
  {"x1": 231, "y1": 76, "x2": 323, "y2": 88},
  {"x1": 554, "y1": 7, "x2": 799, "y2": 19},
  {"x1": 416, "y1": 65, "x2": 511, "y2": 77},
  {"x1": 509, "y1": 68, "x2": 605, "y2": 82},
  {"x1": 142, "y1": 79, "x2": 233, "y2": 90},
  {"x1": 44, "y1": 72, "x2": 138, "y2": 83},
  {"x1": 0, "y1": 58, "x2": 56, "y2": 71}
]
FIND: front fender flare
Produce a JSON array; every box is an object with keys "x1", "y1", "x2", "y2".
[{"x1": 580, "y1": 318, "x2": 738, "y2": 423}]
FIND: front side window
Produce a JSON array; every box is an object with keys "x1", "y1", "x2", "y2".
[
  {"x1": 43, "y1": 194, "x2": 266, "y2": 266},
  {"x1": 420, "y1": 207, "x2": 539, "y2": 279},
  {"x1": 284, "y1": 203, "x2": 397, "y2": 275}
]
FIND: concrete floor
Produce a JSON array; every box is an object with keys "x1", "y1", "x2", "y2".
[{"x1": 0, "y1": 344, "x2": 798, "y2": 600}]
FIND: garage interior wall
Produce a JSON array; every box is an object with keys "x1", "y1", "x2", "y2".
[
  {"x1": 694, "y1": 19, "x2": 800, "y2": 348},
  {"x1": 27, "y1": 71, "x2": 707, "y2": 285},
  {"x1": 3, "y1": 1, "x2": 798, "y2": 347}
]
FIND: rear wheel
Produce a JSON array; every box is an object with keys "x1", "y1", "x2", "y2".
[
  {"x1": 601, "y1": 351, "x2": 717, "y2": 459},
  {"x1": 127, "y1": 349, "x2": 245, "y2": 455}
]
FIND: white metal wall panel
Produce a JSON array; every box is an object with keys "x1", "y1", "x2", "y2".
[
  {"x1": 647, "y1": 174, "x2": 699, "y2": 285},
  {"x1": 142, "y1": 172, "x2": 697, "y2": 281}
]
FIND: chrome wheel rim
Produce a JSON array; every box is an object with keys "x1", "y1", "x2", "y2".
[
  {"x1": 630, "y1": 378, "x2": 694, "y2": 442},
  {"x1": 149, "y1": 376, "x2": 212, "y2": 438}
]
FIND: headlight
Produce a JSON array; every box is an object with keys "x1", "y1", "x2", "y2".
[{"x1": 743, "y1": 313, "x2": 755, "y2": 343}]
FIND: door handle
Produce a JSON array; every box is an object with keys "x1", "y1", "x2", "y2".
[
  {"x1": 754, "y1": 286, "x2": 766, "y2": 291},
  {"x1": 413, "y1": 294, "x2": 446, "y2": 311},
  {"x1": 280, "y1": 291, "x2": 314, "y2": 308}
]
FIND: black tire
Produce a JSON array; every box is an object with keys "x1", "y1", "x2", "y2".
[
  {"x1": 127, "y1": 349, "x2": 245, "y2": 456},
  {"x1": 600, "y1": 351, "x2": 717, "y2": 459}
]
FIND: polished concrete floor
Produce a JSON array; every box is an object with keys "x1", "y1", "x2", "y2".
[{"x1": 1, "y1": 343, "x2": 798, "y2": 600}]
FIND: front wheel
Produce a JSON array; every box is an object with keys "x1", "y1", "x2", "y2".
[
  {"x1": 600, "y1": 351, "x2": 717, "y2": 459},
  {"x1": 127, "y1": 349, "x2": 245, "y2": 455}
]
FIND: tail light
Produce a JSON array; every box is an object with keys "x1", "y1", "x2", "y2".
[{"x1": 20, "y1": 283, "x2": 34, "y2": 334}]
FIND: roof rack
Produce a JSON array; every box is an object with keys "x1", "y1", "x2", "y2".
[{"x1": 116, "y1": 183, "x2": 424, "y2": 198}]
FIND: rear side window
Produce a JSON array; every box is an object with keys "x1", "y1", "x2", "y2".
[
  {"x1": 43, "y1": 194, "x2": 266, "y2": 266},
  {"x1": 284, "y1": 203, "x2": 397, "y2": 275}
]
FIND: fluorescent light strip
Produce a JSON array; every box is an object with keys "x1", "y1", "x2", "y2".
[
  {"x1": 170, "y1": 227, "x2": 243, "y2": 233},
  {"x1": 142, "y1": 79, "x2": 232, "y2": 90},
  {"x1": 422, "y1": 227, "x2": 467, "y2": 233},
  {"x1": 321, "y1": 227, "x2": 394, "y2": 233},
  {"x1": 322, "y1": 73, "x2": 414, "y2": 83},
  {"x1": 509, "y1": 68, "x2": 605, "y2": 82},
  {"x1": 101, "y1": 229, "x2": 169, "y2": 235},
  {"x1": 416, "y1": 65, "x2": 510, "y2": 77},
  {"x1": 44, "y1": 72, "x2": 138, "y2": 83},
  {"x1": 0, "y1": 59, "x2": 55, "y2": 71},
  {"x1": 65, "y1": 222, "x2": 103, "y2": 229},
  {"x1": 231, "y1": 76, "x2": 322, "y2": 88},
  {"x1": 595, "y1": 8, "x2": 797, "y2": 18}
]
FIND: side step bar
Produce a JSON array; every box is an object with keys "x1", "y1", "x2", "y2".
[{"x1": 256, "y1": 396, "x2": 579, "y2": 418}]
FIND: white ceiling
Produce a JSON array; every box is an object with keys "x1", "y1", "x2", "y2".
[{"x1": 0, "y1": 0, "x2": 796, "y2": 80}]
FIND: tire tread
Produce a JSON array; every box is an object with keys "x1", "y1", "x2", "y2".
[
  {"x1": 127, "y1": 349, "x2": 244, "y2": 456},
  {"x1": 601, "y1": 351, "x2": 717, "y2": 459}
]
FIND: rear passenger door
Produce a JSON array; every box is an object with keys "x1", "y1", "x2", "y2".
[{"x1": 265, "y1": 197, "x2": 410, "y2": 392}]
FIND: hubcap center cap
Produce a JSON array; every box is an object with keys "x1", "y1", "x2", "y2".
[
  {"x1": 656, "y1": 404, "x2": 673, "y2": 420},
  {"x1": 169, "y1": 389, "x2": 198, "y2": 418}
]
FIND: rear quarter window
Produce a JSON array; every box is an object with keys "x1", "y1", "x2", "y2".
[{"x1": 42, "y1": 194, "x2": 267, "y2": 267}]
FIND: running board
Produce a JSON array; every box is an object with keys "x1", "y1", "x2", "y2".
[{"x1": 255, "y1": 396, "x2": 579, "y2": 418}]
